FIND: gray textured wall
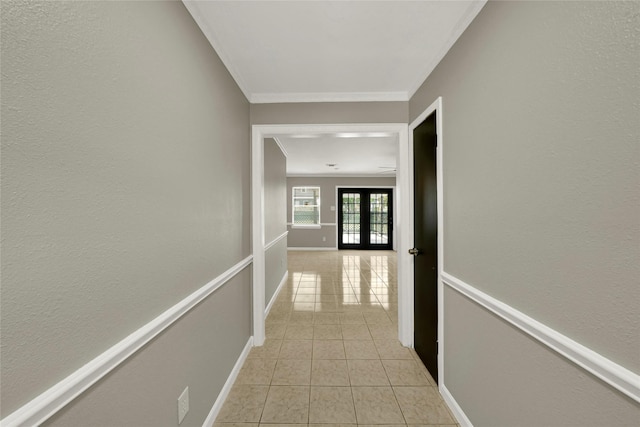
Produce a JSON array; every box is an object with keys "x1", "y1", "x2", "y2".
[
  {"x1": 264, "y1": 138, "x2": 288, "y2": 243},
  {"x1": 1, "y1": 1, "x2": 251, "y2": 424},
  {"x1": 410, "y1": 1, "x2": 639, "y2": 424},
  {"x1": 264, "y1": 138, "x2": 288, "y2": 307},
  {"x1": 287, "y1": 177, "x2": 396, "y2": 248},
  {"x1": 251, "y1": 101, "x2": 408, "y2": 124}
]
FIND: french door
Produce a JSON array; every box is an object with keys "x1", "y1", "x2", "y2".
[{"x1": 338, "y1": 188, "x2": 393, "y2": 250}]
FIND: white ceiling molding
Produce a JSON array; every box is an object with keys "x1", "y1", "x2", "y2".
[{"x1": 251, "y1": 91, "x2": 409, "y2": 104}]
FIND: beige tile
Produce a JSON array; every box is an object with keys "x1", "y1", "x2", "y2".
[
  {"x1": 382, "y1": 360, "x2": 431, "y2": 386},
  {"x1": 309, "y1": 386, "x2": 357, "y2": 424},
  {"x1": 351, "y1": 386, "x2": 405, "y2": 425},
  {"x1": 309, "y1": 424, "x2": 358, "y2": 427},
  {"x1": 261, "y1": 386, "x2": 310, "y2": 424},
  {"x1": 405, "y1": 425, "x2": 457, "y2": 427},
  {"x1": 317, "y1": 294, "x2": 338, "y2": 303},
  {"x1": 272, "y1": 359, "x2": 311, "y2": 385},
  {"x1": 294, "y1": 294, "x2": 316, "y2": 303},
  {"x1": 247, "y1": 340, "x2": 282, "y2": 359},
  {"x1": 315, "y1": 301, "x2": 340, "y2": 312},
  {"x1": 311, "y1": 359, "x2": 350, "y2": 386},
  {"x1": 374, "y1": 340, "x2": 413, "y2": 359},
  {"x1": 235, "y1": 359, "x2": 277, "y2": 385},
  {"x1": 265, "y1": 323, "x2": 287, "y2": 340},
  {"x1": 289, "y1": 312, "x2": 315, "y2": 325},
  {"x1": 284, "y1": 324, "x2": 314, "y2": 340},
  {"x1": 393, "y1": 386, "x2": 456, "y2": 424},
  {"x1": 339, "y1": 312, "x2": 366, "y2": 324},
  {"x1": 409, "y1": 349, "x2": 437, "y2": 386},
  {"x1": 314, "y1": 324, "x2": 343, "y2": 340},
  {"x1": 259, "y1": 424, "x2": 306, "y2": 427},
  {"x1": 368, "y1": 324, "x2": 397, "y2": 340},
  {"x1": 266, "y1": 310, "x2": 290, "y2": 324},
  {"x1": 341, "y1": 324, "x2": 373, "y2": 340},
  {"x1": 347, "y1": 360, "x2": 389, "y2": 386},
  {"x1": 357, "y1": 425, "x2": 406, "y2": 427},
  {"x1": 364, "y1": 311, "x2": 393, "y2": 325},
  {"x1": 292, "y1": 302, "x2": 316, "y2": 312},
  {"x1": 279, "y1": 339, "x2": 312, "y2": 359},
  {"x1": 314, "y1": 312, "x2": 340, "y2": 324},
  {"x1": 216, "y1": 385, "x2": 269, "y2": 423},
  {"x1": 344, "y1": 340, "x2": 379, "y2": 359},
  {"x1": 296, "y1": 287, "x2": 316, "y2": 294},
  {"x1": 214, "y1": 423, "x2": 259, "y2": 427},
  {"x1": 313, "y1": 340, "x2": 346, "y2": 359}
]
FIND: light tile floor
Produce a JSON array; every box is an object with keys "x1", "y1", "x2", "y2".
[{"x1": 215, "y1": 250, "x2": 458, "y2": 427}]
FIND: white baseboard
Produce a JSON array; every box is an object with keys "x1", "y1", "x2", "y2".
[
  {"x1": 0, "y1": 257, "x2": 253, "y2": 427},
  {"x1": 442, "y1": 271, "x2": 640, "y2": 404},
  {"x1": 440, "y1": 384, "x2": 473, "y2": 427},
  {"x1": 265, "y1": 271, "x2": 288, "y2": 317},
  {"x1": 287, "y1": 247, "x2": 338, "y2": 251},
  {"x1": 202, "y1": 336, "x2": 253, "y2": 427}
]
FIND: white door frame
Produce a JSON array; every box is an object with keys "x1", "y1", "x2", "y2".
[
  {"x1": 252, "y1": 123, "x2": 410, "y2": 346},
  {"x1": 406, "y1": 96, "x2": 444, "y2": 384}
]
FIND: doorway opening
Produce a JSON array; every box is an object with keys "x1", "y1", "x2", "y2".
[{"x1": 251, "y1": 123, "x2": 411, "y2": 346}]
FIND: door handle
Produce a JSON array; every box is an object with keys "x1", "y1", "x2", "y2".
[{"x1": 408, "y1": 248, "x2": 420, "y2": 256}]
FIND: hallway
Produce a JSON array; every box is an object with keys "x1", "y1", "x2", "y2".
[{"x1": 215, "y1": 250, "x2": 457, "y2": 426}]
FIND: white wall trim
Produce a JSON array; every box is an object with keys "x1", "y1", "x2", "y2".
[
  {"x1": 250, "y1": 91, "x2": 409, "y2": 104},
  {"x1": 265, "y1": 231, "x2": 288, "y2": 251},
  {"x1": 251, "y1": 126, "x2": 266, "y2": 346},
  {"x1": 0, "y1": 256, "x2": 253, "y2": 427},
  {"x1": 287, "y1": 247, "x2": 338, "y2": 251},
  {"x1": 202, "y1": 336, "x2": 254, "y2": 427},
  {"x1": 440, "y1": 384, "x2": 473, "y2": 427},
  {"x1": 442, "y1": 271, "x2": 640, "y2": 404},
  {"x1": 265, "y1": 271, "x2": 289, "y2": 318}
]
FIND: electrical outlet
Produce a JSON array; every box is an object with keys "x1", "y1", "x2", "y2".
[
  {"x1": 322, "y1": 236, "x2": 326, "y2": 242},
  {"x1": 178, "y1": 386, "x2": 189, "y2": 424}
]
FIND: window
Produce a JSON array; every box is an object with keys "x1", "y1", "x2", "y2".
[{"x1": 292, "y1": 187, "x2": 320, "y2": 226}]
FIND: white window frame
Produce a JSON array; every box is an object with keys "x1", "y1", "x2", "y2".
[{"x1": 291, "y1": 186, "x2": 321, "y2": 229}]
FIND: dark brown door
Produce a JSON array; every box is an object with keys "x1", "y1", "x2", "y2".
[
  {"x1": 338, "y1": 188, "x2": 393, "y2": 250},
  {"x1": 413, "y1": 111, "x2": 438, "y2": 383}
]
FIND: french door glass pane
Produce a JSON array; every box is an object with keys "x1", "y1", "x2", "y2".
[
  {"x1": 369, "y1": 193, "x2": 389, "y2": 244},
  {"x1": 342, "y1": 193, "x2": 360, "y2": 244}
]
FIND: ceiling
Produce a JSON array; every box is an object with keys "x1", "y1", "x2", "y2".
[
  {"x1": 274, "y1": 132, "x2": 397, "y2": 177},
  {"x1": 183, "y1": 0, "x2": 486, "y2": 103},
  {"x1": 183, "y1": 1, "x2": 486, "y2": 176}
]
